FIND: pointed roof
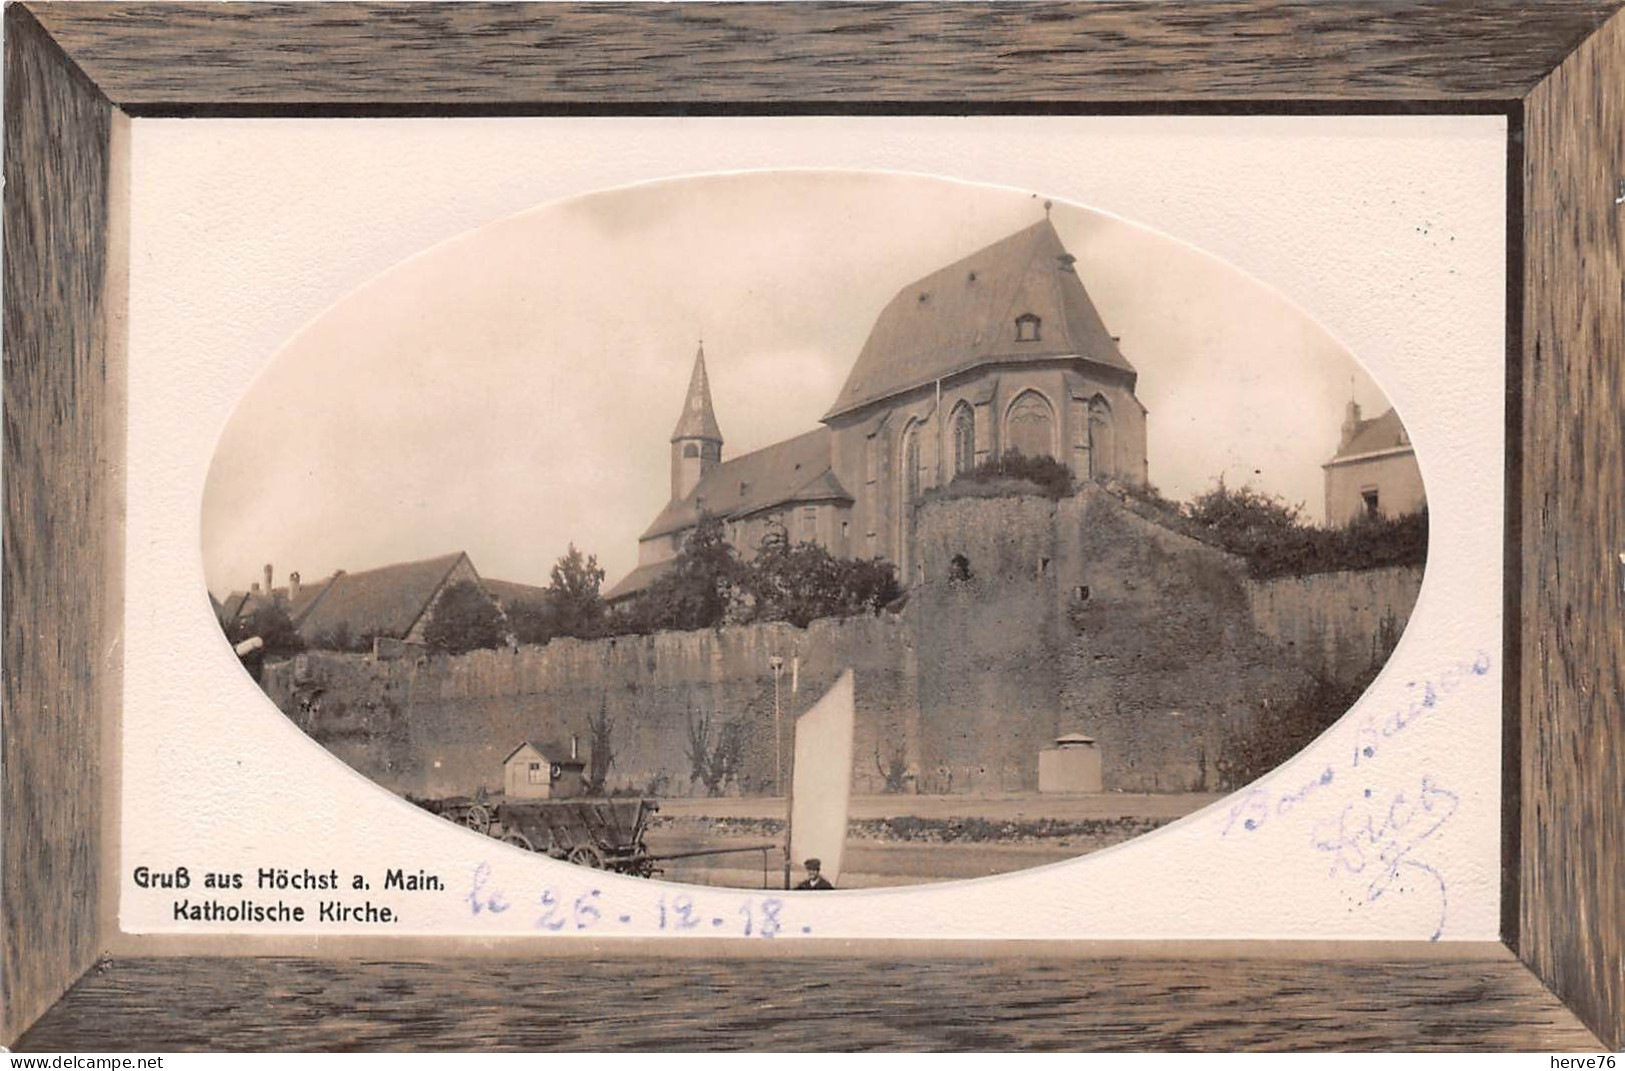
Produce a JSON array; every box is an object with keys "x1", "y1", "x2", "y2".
[
  {"x1": 1328, "y1": 407, "x2": 1412, "y2": 463},
  {"x1": 823, "y1": 219, "x2": 1135, "y2": 420},
  {"x1": 670, "y1": 343, "x2": 723, "y2": 443}
]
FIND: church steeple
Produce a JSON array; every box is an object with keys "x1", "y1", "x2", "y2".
[{"x1": 670, "y1": 343, "x2": 723, "y2": 501}]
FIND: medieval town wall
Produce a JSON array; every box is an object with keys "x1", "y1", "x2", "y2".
[
  {"x1": 1243, "y1": 564, "x2": 1425, "y2": 685},
  {"x1": 263, "y1": 614, "x2": 915, "y2": 801},
  {"x1": 262, "y1": 490, "x2": 1423, "y2": 799}
]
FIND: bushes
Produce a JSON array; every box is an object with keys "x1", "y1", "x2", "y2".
[
  {"x1": 741, "y1": 525, "x2": 900, "y2": 628},
  {"x1": 932, "y1": 449, "x2": 1075, "y2": 501},
  {"x1": 1111, "y1": 480, "x2": 1428, "y2": 580},
  {"x1": 609, "y1": 515, "x2": 900, "y2": 635}
]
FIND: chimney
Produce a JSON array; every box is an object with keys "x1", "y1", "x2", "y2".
[
  {"x1": 264, "y1": 563, "x2": 274, "y2": 596},
  {"x1": 289, "y1": 571, "x2": 302, "y2": 604},
  {"x1": 251, "y1": 582, "x2": 261, "y2": 595}
]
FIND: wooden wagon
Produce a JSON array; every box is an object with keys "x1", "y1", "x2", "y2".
[{"x1": 490, "y1": 797, "x2": 660, "y2": 877}]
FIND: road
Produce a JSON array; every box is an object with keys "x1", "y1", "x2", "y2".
[{"x1": 644, "y1": 791, "x2": 1223, "y2": 889}]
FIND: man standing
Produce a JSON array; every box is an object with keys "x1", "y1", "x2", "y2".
[{"x1": 794, "y1": 858, "x2": 834, "y2": 890}]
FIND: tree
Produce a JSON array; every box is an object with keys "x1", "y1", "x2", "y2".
[
  {"x1": 628, "y1": 514, "x2": 744, "y2": 633},
  {"x1": 585, "y1": 697, "x2": 615, "y2": 796},
  {"x1": 504, "y1": 597, "x2": 555, "y2": 647},
  {"x1": 422, "y1": 580, "x2": 507, "y2": 655},
  {"x1": 547, "y1": 543, "x2": 606, "y2": 640},
  {"x1": 225, "y1": 600, "x2": 305, "y2": 660},
  {"x1": 742, "y1": 523, "x2": 899, "y2": 627}
]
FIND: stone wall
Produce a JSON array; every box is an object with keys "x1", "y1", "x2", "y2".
[
  {"x1": 265, "y1": 614, "x2": 914, "y2": 801},
  {"x1": 262, "y1": 488, "x2": 1423, "y2": 799},
  {"x1": 1245, "y1": 564, "x2": 1424, "y2": 684}
]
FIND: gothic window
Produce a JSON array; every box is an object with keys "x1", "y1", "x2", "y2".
[
  {"x1": 1015, "y1": 313, "x2": 1041, "y2": 342},
  {"x1": 865, "y1": 437, "x2": 878, "y2": 484},
  {"x1": 1087, "y1": 395, "x2": 1114, "y2": 479},
  {"x1": 1005, "y1": 391, "x2": 1056, "y2": 459},
  {"x1": 682, "y1": 443, "x2": 699, "y2": 458},
  {"x1": 951, "y1": 403, "x2": 976, "y2": 477},
  {"x1": 901, "y1": 422, "x2": 922, "y2": 502}
]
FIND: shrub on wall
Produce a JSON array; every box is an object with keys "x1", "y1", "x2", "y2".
[
  {"x1": 1108, "y1": 479, "x2": 1428, "y2": 579},
  {"x1": 932, "y1": 449, "x2": 1076, "y2": 501}
]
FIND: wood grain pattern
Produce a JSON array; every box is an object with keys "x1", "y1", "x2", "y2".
[
  {"x1": 25, "y1": 1, "x2": 1625, "y2": 111},
  {"x1": 5, "y1": 0, "x2": 1625, "y2": 1052},
  {"x1": 1, "y1": 5, "x2": 120, "y2": 1047},
  {"x1": 1521, "y1": 6, "x2": 1625, "y2": 1053},
  {"x1": 12, "y1": 954, "x2": 1607, "y2": 1052}
]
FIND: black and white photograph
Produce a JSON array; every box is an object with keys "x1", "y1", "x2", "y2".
[{"x1": 205, "y1": 171, "x2": 1428, "y2": 891}]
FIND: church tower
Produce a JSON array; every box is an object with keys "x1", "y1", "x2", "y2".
[{"x1": 670, "y1": 343, "x2": 723, "y2": 501}]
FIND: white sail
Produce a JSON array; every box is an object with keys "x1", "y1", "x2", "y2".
[{"x1": 789, "y1": 669, "x2": 856, "y2": 886}]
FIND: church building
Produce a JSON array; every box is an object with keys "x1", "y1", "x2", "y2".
[{"x1": 605, "y1": 217, "x2": 1149, "y2": 603}]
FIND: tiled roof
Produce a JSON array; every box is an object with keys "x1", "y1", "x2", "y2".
[
  {"x1": 483, "y1": 577, "x2": 551, "y2": 609},
  {"x1": 602, "y1": 559, "x2": 675, "y2": 604},
  {"x1": 639, "y1": 427, "x2": 850, "y2": 541},
  {"x1": 295, "y1": 552, "x2": 471, "y2": 642},
  {"x1": 824, "y1": 219, "x2": 1134, "y2": 420},
  {"x1": 670, "y1": 343, "x2": 723, "y2": 443},
  {"x1": 1330, "y1": 407, "x2": 1411, "y2": 462}
]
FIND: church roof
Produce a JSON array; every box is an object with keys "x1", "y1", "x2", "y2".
[
  {"x1": 295, "y1": 551, "x2": 473, "y2": 642},
  {"x1": 670, "y1": 343, "x2": 723, "y2": 443},
  {"x1": 823, "y1": 218, "x2": 1135, "y2": 421},
  {"x1": 1329, "y1": 407, "x2": 1411, "y2": 462},
  {"x1": 639, "y1": 426, "x2": 850, "y2": 542}
]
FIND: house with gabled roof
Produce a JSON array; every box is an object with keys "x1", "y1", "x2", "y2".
[
  {"x1": 1322, "y1": 403, "x2": 1426, "y2": 526},
  {"x1": 606, "y1": 216, "x2": 1149, "y2": 602},
  {"x1": 502, "y1": 740, "x2": 585, "y2": 800},
  {"x1": 220, "y1": 552, "x2": 550, "y2": 652}
]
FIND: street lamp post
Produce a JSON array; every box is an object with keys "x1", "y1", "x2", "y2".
[{"x1": 769, "y1": 654, "x2": 788, "y2": 890}]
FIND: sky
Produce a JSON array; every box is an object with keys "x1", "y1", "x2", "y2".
[{"x1": 201, "y1": 170, "x2": 1390, "y2": 597}]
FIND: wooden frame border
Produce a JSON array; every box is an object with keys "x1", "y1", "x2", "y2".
[{"x1": 5, "y1": 1, "x2": 1621, "y2": 1051}]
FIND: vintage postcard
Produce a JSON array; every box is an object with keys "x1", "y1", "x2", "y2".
[{"x1": 118, "y1": 115, "x2": 1505, "y2": 944}]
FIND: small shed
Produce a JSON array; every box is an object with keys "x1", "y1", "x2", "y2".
[
  {"x1": 503, "y1": 740, "x2": 587, "y2": 800},
  {"x1": 1038, "y1": 733, "x2": 1103, "y2": 794}
]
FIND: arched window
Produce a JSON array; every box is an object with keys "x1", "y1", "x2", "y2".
[
  {"x1": 901, "y1": 421, "x2": 922, "y2": 502},
  {"x1": 1015, "y1": 313, "x2": 1041, "y2": 342},
  {"x1": 1087, "y1": 395, "x2": 1114, "y2": 478},
  {"x1": 1005, "y1": 390, "x2": 1056, "y2": 459},
  {"x1": 682, "y1": 443, "x2": 699, "y2": 458},
  {"x1": 951, "y1": 403, "x2": 976, "y2": 476}
]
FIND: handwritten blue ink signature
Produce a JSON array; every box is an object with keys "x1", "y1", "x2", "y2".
[
  {"x1": 1309, "y1": 774, "x2": 1460, "y2": 941},
  {"x1": 1221, "y1": 650, "x2": 1490, "y2": 840}
]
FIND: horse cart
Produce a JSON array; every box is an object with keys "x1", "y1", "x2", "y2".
[{"x1": 453, "y1": 795, "x2": 661, "y2": 877}]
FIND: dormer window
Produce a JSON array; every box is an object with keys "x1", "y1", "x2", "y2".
[{"x1": 1016, "y1": 313, "x2": 1041, "y2": 342}]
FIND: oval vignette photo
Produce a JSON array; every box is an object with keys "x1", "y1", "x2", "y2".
[{"x1": 203, "y1": 171, "x2": 1429, "y2": 891}]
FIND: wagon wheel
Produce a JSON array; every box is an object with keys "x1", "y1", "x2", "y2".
[
  {"x1": 463, "y1": 804, "x2": 491, "y2": 835},
  {"x1": 501, "y1": 830, "x2": 534, "y2": 852},
  {"x1": 567, "y1": 844, "x2": 605, "y2": 869}
]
